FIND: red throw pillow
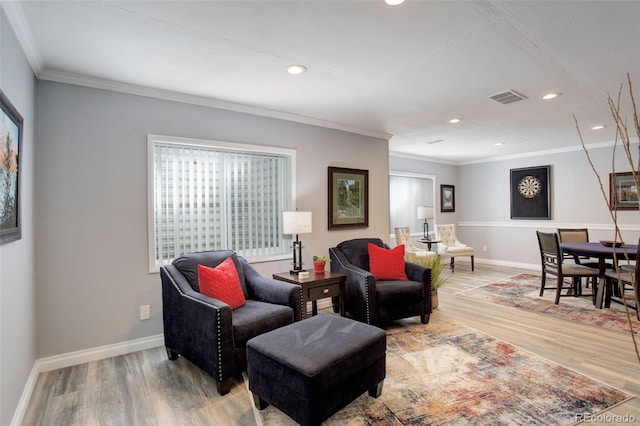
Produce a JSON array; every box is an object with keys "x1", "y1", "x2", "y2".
[
  {"x1": 198, "y1": 258, "x2": 246, "y2": 309},
  {"x1": 368, "y1": 243, "x2": 408, "y2": 280}
]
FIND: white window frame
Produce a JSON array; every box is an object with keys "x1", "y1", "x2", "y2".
[
  {"x1": 147, "y1": 134, "x2": 296, "y2": 273},
  {"x1": 389, "y1": 171, "x2": 437, "y2": 239}
]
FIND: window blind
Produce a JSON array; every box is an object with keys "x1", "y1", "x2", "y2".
[{"x1": 152, "y1": 139, "x2": 292, "y2": 268}]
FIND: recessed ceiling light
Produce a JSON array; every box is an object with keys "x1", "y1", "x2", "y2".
[
  {"x1": 495, "y1": 142, "x2": 504, "y2": 146},
  {"x1": 286, "y1": 64, "x2": 307, "y2": 75},
  {"x1": 449, "y1": 118, "x2": 462, "y2": 124},
  {"x1": 591, "y1": 124, "x2": 606, "y2": 130},
  {"x1": 385, "y1": 0, "x2": 406, "y2": 5},
  {"x1": 541, "y1": 92, "x2": 561, "y2": 100}
]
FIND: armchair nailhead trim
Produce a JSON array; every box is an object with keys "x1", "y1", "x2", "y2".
[
  {"x1": 297, "y1": 285, "x2": 304, "y2": 320},
  {"x1": 163, "y1": 268, "x2": 224, "y2": 382},
  {"x1": 331, "y1": 249, "x2": 373, "y2": 324},
  {"x1": 216, "y1": 310, "x2": 223, "y2": 381},
  {"x1": 364, "y1": 276, "x2": 371, "y2": 324}
]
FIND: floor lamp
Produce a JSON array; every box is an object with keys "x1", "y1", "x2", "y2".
[
  {"x1": 283, "y1": 211, "x2": 313, "y2": 273},
  {"x1": 417, "y1": 206, "x2": 434, "y2": 240}
]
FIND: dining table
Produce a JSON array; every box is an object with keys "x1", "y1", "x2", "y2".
[{"x1": 560, "y1": 241, "x2": 638, "y2": 308}]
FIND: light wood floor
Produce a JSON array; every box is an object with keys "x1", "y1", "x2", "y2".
[{"x1": 23, "y1": 263, "x2": 640, "y2": 425}]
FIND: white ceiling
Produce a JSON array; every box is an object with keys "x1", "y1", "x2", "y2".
[{"x1": 6, "y1": 0, "x2": 640, "y2": 164}]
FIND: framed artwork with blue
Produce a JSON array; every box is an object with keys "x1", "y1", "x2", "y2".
[{"x1": 0, "y1": 90, "x2": 23, "y2": 244}]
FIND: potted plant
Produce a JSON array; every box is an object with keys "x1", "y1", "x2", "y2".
[
  {"x1": 414, "y1": 254, "x2": 449, "y2": 308},
  {"x1": 312, "y1": 255, "x2": 330, "y2": 274}
]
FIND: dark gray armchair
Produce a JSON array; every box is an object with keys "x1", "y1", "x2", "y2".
[
  {"x1": 160, "y1": 250, "x2": 303, "y2": 395},
  {"x1": 329, "y1": 238, "x2": 432, "y2": 326}
]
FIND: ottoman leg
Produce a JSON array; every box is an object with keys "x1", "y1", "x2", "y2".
[
  {"x1": 252, "y1": 393, "x2": 269, "y2": 410},
  {"x1": 368, "y1": 380, "x2": 384, "y2": 398}
]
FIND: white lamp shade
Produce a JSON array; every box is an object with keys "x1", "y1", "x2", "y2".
[
  {"x1": 417, "y1": 206, "x2": 434, "y2": 220},
  {"x1": 283, "y1": 211, "x2": 313, "y2": 234}
]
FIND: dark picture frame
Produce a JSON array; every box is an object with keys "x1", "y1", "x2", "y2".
[
  {"x1": 510, "y1": 165, "x2": 551, "y2": 220},
  {"x1": 440, "y1": 184, "x2": 455, "y2": 212},
  {"x1": 609, "y1": 172, "x2": 638, "y2": 211},
  {"x1": 0, "y1": 90, "x2": 22, "y2": 245},
  {"x1": 328, "y1": 167, "x2": 368, "y2": 230}
]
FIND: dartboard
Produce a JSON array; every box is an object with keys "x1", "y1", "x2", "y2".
[{"x1": 518, "y1": 175, "x2": 541, "y2": 199}]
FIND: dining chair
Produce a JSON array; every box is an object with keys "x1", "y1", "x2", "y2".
[
  {"x1": 557, "y1": 228, "x2": 602, "y2": 269},
  {"x1": 604, "y1": 238, "x2": 640, "y2": 320},
  {"x1": 557, "y1": 228, "x2": 615, "y2": 289},
  {"x1": 536, "y1": 231, "x2": 600, "y2": 304}
]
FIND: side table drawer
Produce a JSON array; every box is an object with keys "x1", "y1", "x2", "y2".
[{"x1": 308, "y1": 283, "x2": 341, "y2": 299}]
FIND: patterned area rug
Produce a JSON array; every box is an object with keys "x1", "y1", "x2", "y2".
[
  {"x1": 249, "y1": 319, "x2": 631, "y2": 425},
  {"x1": 458, "y1": 273, "x2": 639, "y2": 335}
]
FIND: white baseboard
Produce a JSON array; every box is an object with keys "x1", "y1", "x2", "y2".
[
  {"x1": 475, "y1": 257, "x2": 539, "y2": 271},
  {"x1": 10, "y1": 360, "x2": 40, "y2": 426},
  {"x1": 11, "y1": 334, "x2": 164, "y2": 426},
  {"x1": 38, "y1": 334, "x2": 165, "y2": 372}
]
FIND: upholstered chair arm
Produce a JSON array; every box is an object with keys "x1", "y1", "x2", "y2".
[
  {"x1": 160, "y1": 264, "x2": 235, "y2": 383},
  {"x1": 405, "y1": 260, "x2": 431, "y2": 283},
  {"x1": 405, "y1": 261, "x2": 433, "y2": 314},
  {"x1": 241, "y1": 260, "x2": 304, "y2": 321},
  {"x1": 454, "y1": 239, "x2": 467, "y2": 247},
  {"x1": 329, "y1": 247, "x2": 379, "y2": 324}
]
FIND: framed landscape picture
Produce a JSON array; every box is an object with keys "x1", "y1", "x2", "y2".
[
  {"x1": 441, "y1": 184, "x2": 455, "y2": 212},
  {"x1": 609, "y1": 172, "x2": 639, "y2": 211},
  {"x1": 0, "y1": 90, "x2": 22, "y2": 245},
  {"x1": 328, "y1": 167, "x2": 368, "y2": 230},
  {"x1": 510, "y1": 165, "x2": 551, "y2": 220}
]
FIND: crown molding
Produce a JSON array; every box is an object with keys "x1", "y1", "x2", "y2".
[
  {"x1": 391, "y1": 137, "x2": 639, "y2": 166},
  {"x1": 458, "y1": 138, "x2": 639, "y2": 166},
  {"x1": 389, "y1": 150, "x2": 458, "y2": 166},
  {"x1": 1, "y1": 1, "x2": 43, "y2": 74},
  {"x1": 37, "y1": 68, "x2": 392, "y2": 141}
]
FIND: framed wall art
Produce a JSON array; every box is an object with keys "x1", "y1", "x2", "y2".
[
  {"x1": 609, "y1": 172, "x2": 639, "y2": 211},
  {"x1": 510, "y1": 165, "x2": 551, "y2": 220},
  {"x1": 328, "y1": 167, "x2": 368, "y2": 230},
  {"x1": 0, "y1": 90, "x2": 23, "y2": 245},
  {"x1": 440, "y1": 184, "x2": 455, "y2": 212}
]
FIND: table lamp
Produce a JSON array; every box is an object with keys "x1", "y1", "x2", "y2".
[
  {"x1": 283, "y1": 211, "x2": 312, "y2": 273},
  {"x1": 417, "y1": 206, "x2": 434, "y2": 240}
]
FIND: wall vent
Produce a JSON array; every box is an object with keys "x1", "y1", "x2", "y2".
[{"x1": 489, "y1": 89, "x2": 528, "y2": 105}]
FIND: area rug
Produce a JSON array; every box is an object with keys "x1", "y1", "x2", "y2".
[
  {"x1": 249, "y1": 319, "x2": 632, "y2": 425},
  {"x1": 458, "y1": 273, "x2": 639, "y2": 335}
]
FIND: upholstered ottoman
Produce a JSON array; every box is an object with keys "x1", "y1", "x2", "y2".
[{"x1": 246, "y1": 314, "x2": 386, "y2": 426}]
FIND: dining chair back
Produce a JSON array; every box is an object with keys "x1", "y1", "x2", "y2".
[
  {"x1": 536, "y1": 231, "x2": 599, "y2": 304},
  {"x1": 556, "y1": 228, "x2": 600, "y2": 267},
  {"x1": 604, "y1": 238, "x2": 640, "y2": 320},
  {"x1": 557, "y1": 228, "x2": 590, "y2": 243}
]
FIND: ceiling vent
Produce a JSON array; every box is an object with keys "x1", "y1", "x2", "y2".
[{"x1": 489, "y1": 90, "x2": 528, "y2": 105}]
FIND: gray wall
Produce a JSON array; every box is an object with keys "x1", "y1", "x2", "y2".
[
  {"x1": 35, "y1": 80, "x2": 390, "y2": 358},
  {"x1": 391, "y1": 147, "x2": 639, "y2": 269},
  {"x1": 0, "y1": 8, "x2": 36, "y2": 426},
  {"x1": 457, "y1": 148, "x2": 639, "y2": 267}
]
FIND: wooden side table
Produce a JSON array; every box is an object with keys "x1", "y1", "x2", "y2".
[
  {"x1": 419, "y1": 239, "x2": 441, "y2": 251},
  {"x1": 273, "y1": 270, "x2": 346, "y2": 319}
]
